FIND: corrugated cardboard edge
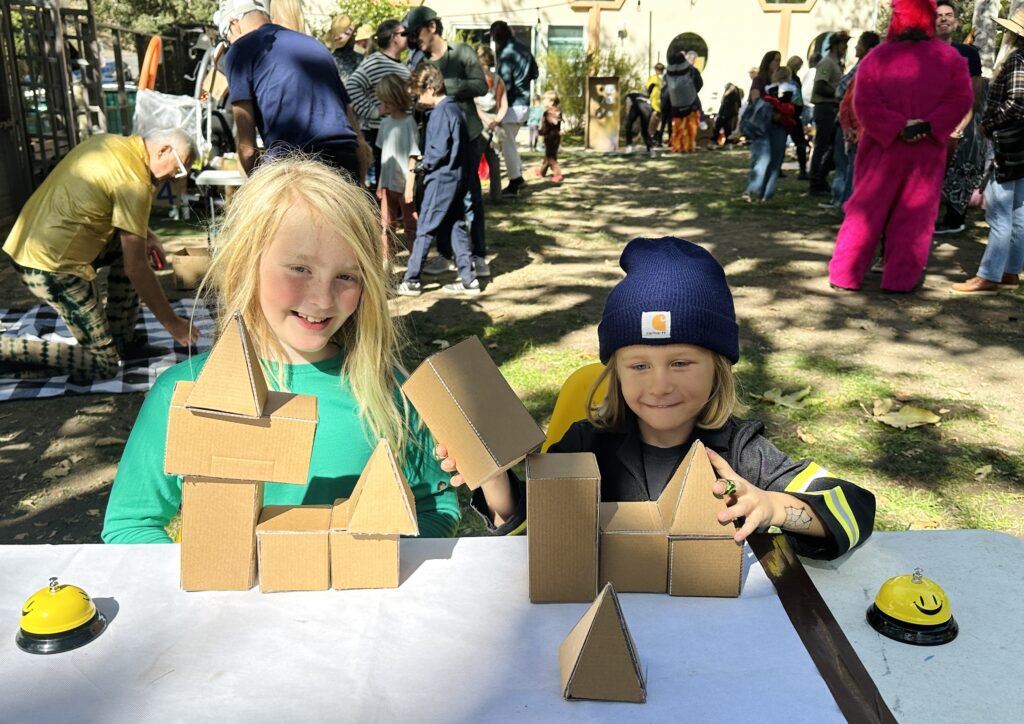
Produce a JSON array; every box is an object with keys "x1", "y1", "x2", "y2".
[
  {"x1": 525, "y1": 453, "x2": 600, "y2": 603},
  {"x1": 560, "y1": 582, "x2": 646, "y2": 703},
  {"x1": 185, "y1": 310, "x2": 268, "y2": 418}
]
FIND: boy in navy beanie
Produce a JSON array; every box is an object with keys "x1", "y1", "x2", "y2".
[{"x1": 445, "y1": 237, "x2": 874, "y2": 564}]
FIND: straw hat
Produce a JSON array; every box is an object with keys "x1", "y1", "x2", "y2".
[
  {"x1": 355, "y1": 24, "x2": 374, "y2": 43},
  {"x1": 996, "y1": 7, "x2": 1024, "y2": 38}
]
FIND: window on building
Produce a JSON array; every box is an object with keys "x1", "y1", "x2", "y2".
[{"x1": 548, "y1": 25, "x2": 583, "y2": 55}]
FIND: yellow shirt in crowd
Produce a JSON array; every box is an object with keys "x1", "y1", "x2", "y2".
[
  {"x1": 3, "y1": 134, "x2": 154, "y2": 281},
  {"x1": 646, "y1": 73, "x2": 663, "y2": 113}
]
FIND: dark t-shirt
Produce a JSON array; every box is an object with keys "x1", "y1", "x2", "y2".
[
  {"x1": 640, "y1": 441, "x2": 687, "y2": 499},
  {"x1": 225, "y1": 23, "x2": 358, "y2": 155},
  {"x1": 953, "y1": 42, "x2": 982, "y2": 78}
]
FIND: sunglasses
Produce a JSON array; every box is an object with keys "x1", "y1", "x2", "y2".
[
  {"x1": 171, "y1": 147, "x2": 189, "y2": 179},
  {"x1": 397, "y1": 30, "x2": 410, "y2": 37}
]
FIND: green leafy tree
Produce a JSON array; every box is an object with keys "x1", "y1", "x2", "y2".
[
  {"x1": 93, "y1": 0, "x2": 219, "y2": 32},
  {"x1": 327, "y1": 0, "x2": 406, "y2": 37}
]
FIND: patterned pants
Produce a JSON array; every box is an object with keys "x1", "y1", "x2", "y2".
[
  {"x1": 670, "y1": 112, "x2": 699, "y2": 153},
  {"x1": 1, "y1": 239, "x2": 139, "y2": 381}
]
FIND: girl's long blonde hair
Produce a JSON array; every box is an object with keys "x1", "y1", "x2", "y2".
[
  {"x1": 201, "y1": 156, "x2": 408, "y2": 457},
  {"x1": 586, "y1": 351, "x2": 743, "y2": 433}
]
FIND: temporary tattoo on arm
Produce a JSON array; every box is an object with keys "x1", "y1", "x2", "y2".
[{"x1": 784, "y1": 505, "x2": 812, "y2": 531}]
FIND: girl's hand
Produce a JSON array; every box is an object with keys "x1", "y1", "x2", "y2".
[
  {"x1": 707, "y1": 449, "x2": 776, "y2": 543},
  {"x1": 434, "y1": 443, "x2": 467, "y2": 488}
]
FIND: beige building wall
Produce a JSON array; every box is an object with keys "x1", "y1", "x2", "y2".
[{"x1": 365, "y1": 0, "x2": 878, "y2": 108}]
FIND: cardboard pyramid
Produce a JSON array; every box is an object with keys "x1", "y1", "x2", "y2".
[
  {"x1": 559, "y1": 582, "x2": 646, "y2": 703},
  {"x1": 165, "y1": 312, "x2": 318, "y2": 484},
  {"x1": 329, "y1": 439, "x2": 421, "y2": 590},
  {"x1": 658, "y1": 440, "x2": 728, "y2": 537},
  {"x1": 185, "y1": 311, "x2": 268, "y2": 418},
  {"x1": 343, "y1": 439, "x2": 419, "y2": 536}
]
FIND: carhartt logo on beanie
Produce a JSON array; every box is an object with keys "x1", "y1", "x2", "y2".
[{"x1": 598, "y1": 237, "x2": 739, "y2": 364}]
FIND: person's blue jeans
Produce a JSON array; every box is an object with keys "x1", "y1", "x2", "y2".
[
  {"x1": 437, "y1": 137, "x2": 487, "y2": 260},
  {"x1": 831, "y1": 127, "x2": 849, "y2": 206},
  {"x1": 746, "y1": 125, "x2": 787, "y2": 201},
  {"x1": 978, "y1": 175, "x2": 1024, "y2": 282}
]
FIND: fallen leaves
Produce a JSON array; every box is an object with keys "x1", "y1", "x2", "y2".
[
  {"x1": 974, "y1": 465, "x2": 993, "y2": 480},
  {"x1": 796, "y1": 426, "x2": 817, "y2": 444},
  {"x1": 95, "y1": 437, "x2": 126, "y2": 447},
  {"x1": 761, "y1": 386, "x2": 812, "y2": 409},
  {"x1": 870, "y1": 399, "x2": 942, "y2": 429}
]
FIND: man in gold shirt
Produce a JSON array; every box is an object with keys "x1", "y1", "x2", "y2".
[{"x1": 2, "y1": 129, "x2": 200, "y2": 382}]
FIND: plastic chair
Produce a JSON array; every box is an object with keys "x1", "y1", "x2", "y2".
[{"x1": 542, "y1": 363, "x2": 608, "y2": 452}]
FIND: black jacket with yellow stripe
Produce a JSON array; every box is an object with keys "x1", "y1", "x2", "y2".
[{"x1": 472, "y1": 416, "x2": 875, "y2": 560}]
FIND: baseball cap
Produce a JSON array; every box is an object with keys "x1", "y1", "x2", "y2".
[{"x1": 214, "y1": 0, "x2": 269, "y2": 38}]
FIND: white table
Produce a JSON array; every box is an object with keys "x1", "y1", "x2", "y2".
[
  {"x1": 0, "y1": 532, "x2": 1020, "y2": 722},
  {"x1": 193, "y1": 169, "x2": 245, "y2": 233}
]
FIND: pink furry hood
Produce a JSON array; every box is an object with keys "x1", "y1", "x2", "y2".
[{"x1": 887, "y1": 0, "x2": 937, "y2": 41}]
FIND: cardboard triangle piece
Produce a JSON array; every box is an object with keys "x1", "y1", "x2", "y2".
[
  {"x1": 664, "y1": 440, "x2": 730, "y2": 537},
  {"x1": 345, "y1": 439, "x2": 419, "y2": 536},
  {"x1": 559, "y1": 583, "x2": 646, "y2": 703},
  {"x1": 186, "y1": 311, "x2": 269, "y2": 418}
]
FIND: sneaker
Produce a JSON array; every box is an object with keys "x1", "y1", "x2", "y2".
[
  {"x1": 950, "y1": 276, "x2": 1000, "y2": 295},
  {"x1": 870, "y1": 257, "x2": 885, "y2": 274},
  {"x1": 818, "y1": 201, "x2": 838, "y2": 209},
  {"x1": 442, "y1": 278, "x2": 481, "y2": 295},
  {"x1": 473, "y1": 256, "x2": 491, "y2": 278},
  {"x1": 396, "y1": 280, "x2": 422, "y2": 296},
  {"x1": 934, "y1": 222, "x2": 966, "y2": 235},
  {"x1": 422, "y1": 256, "x2": 455, "y2": 276},
  {"x1": 551, "y1": 174, "x2": 564, "y2": 183}
]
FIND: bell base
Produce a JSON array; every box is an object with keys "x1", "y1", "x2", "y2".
[
  {"x1": 16, "y1": 611, "x2": 107, "y2": 655},
  {"x1": 866, "y1": 604, "x2": 958, "y2": 646}
]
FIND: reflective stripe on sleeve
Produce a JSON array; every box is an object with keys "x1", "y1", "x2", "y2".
[
  {"x1": 507, "y1": 521, "x2": 527, "y2": 537},
  {"x1": 785, "y1": 462, "x2": 829, "y2": 493},
  {"x1": 805, "y1": 487, "x2": 860, "y2": 549}
]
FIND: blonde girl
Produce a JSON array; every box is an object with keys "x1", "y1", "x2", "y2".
[
  {"x1": 103, "y1": 157, "x2": 460, "y2": 543},
  {"x1": 440, "y1": 237, "x2": 874, "y2": 561},
  {"x1": 536, "y1": 90, "x2": 563, "y2": 182}
]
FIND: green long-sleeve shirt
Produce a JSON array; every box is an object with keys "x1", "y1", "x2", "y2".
[{"x1": 102, "y1": 352, "x2": 460, "y2": 543}]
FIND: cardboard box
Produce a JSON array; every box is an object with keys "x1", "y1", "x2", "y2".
[
  {"x1": 402, "y1": 336, "x2": 546, "y2": 489},
  {"x1": 328, "y1": 439, "x2": 419, "y2": 590},
  {"x1": 170, "y1": 247, "x2": 211, "y2": 290},
  {"x1": 526, "y1": 453, "x2": 600, "y2": 603},
  {"x1": 594, "y1": 440, "x2": 741, "y2": 598},
  {"x1": 180, "y1": 477, "x2": 262, "y2": 591},
  {"x1": 559, "y1": 582, "x2": 646, "y2": 703},
  {"x1": 256, "y1": 505, "x2": 332, "y2": 592},
  {"x1": 164, "y1": 312, "x2": 318, "y2": 484}
]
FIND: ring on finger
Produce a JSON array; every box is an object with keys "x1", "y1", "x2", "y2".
[{"x1": 721, "y1": 478, "x2": 737, "y2": 496}]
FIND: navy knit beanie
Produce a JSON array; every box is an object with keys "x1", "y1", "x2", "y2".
[{"x1": 598, "y1": 237, "x2": 739, "y2": 364}]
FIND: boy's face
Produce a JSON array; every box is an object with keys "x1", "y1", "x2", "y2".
[
  {"x1": 258, "y1": 204, "x2": 363, "y2": 364},
  {"x1": 379, "y1": 99, "x2": 398, "y2": 117},
  {"x1": 614, "y1": 344, "x2": 716, "y2": 448},
  {"x1": 414, "y1": 86, "x2": 441, "y2": 109}
]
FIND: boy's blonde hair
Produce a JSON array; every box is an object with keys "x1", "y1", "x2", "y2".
[
  {"x1": 772, "y1": 66, "x2": 792, "y2": 83},
  {"x1": 586, "y1": 351, "x2": 743, "y2": 433},
  {"x1": 201, "y1": 156, "x2": 409, "y2": 457},
  {"x1": 376, "y1": 74, "x2": 411, "y2": 111},
  {"x1": 543, "y1": 89, "x2": 560, "y2": 108}
]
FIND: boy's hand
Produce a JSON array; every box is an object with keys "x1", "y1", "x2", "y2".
[{"x1": 707, "y1": 449, "x2": 776, "y2": 543}]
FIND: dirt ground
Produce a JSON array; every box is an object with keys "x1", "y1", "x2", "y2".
[{"x1": 2, "y1": 148, "x2": 1021, "y2": 543}]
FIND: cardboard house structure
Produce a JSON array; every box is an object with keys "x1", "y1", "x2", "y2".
[
  {"x1": 402, "y1": 336, "x2": 547, "y2": 490},
  {"x1": 167, "y1": 313, "x2": 420, "y2": 593},
  {"x1": 528, "y1": 440, "x2": 743, "y2": 602},
  {"x1": 559, "y1": 582, "x2": 646, "y2": 703}
]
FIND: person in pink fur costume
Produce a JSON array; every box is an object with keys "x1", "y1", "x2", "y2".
[{"x1": 827, "y1": 0, "x2": 973, "y2": 292}]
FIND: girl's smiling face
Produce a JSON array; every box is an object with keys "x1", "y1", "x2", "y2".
[
  {"x1": 258, "y1": 204, "x2": 362, "y2": 364},
  {"x1": 614, "y1": 344, "x2": 716, "y2": 448}
]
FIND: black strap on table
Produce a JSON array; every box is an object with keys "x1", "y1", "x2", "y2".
[{"x1": 748, "y1": 532, "x2": 897, "y2": 724}]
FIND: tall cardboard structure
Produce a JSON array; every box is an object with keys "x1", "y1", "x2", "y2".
[
  {"x1": 330, "y1": 439, "x2": 420, "y2": 590},
  {"x1": 165, "y1": 312, "x2": 319, "y2": 591},
  {"x1": 559, "y1": 582, "x2": 646, "y2": 703}
]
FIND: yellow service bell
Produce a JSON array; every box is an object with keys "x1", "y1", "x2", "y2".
[
  {"x1": 16, "y1": 577, "x2": 107, "y2": 655},
  {"x1": 866, "y1": 568, "x2": 958, "y2": 646}
]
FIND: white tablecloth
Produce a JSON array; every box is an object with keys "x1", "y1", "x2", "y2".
[{"x1": 1, "y1": 538, "x2": 841, "y2": 722}]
